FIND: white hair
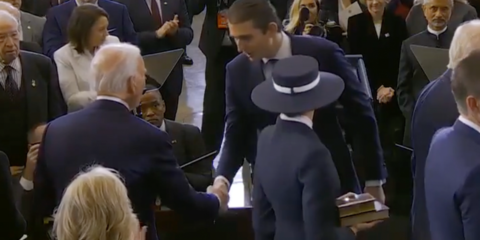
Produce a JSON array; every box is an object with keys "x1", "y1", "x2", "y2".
[
  {"x1": 0, "y1": 2, "x2": 19, "y2": 21},
  {"x1": 448, "y1": 20, "x2": 480, "y2": 69},
  {"x1": 90, "y1": 43, "x2": 141, "y2": 93},
  {"x1": 67, "y1": 91, "x2": 97, "y2": 113},
  {"x1": 421, "y1": 0, "x2": 454, "y2": 5},
  {"x1": 0, "y1": 10, "x2": 18, "y2": 30}
]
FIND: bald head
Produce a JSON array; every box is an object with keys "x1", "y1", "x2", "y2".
[
  {"x1": 0, "y1": 1, "x2": 19, "y2": 21},
  {"x1": 449, "y1": 20, "x2": 480, "y2": 69}
]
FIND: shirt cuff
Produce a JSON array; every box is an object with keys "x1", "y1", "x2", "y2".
[
  {"x1": 214, "y1": 176, "x2": 231, "y2": 189},
  {"x1": 365, "y1": 179, "x2": 386, "y2": 187},
  {"x1": 20, "y1": 177, "x2": 34, "y2": 191}
]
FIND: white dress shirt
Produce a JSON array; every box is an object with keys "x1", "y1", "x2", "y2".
[
  {"x1": 427, "y1": 26, "x2": 447, "y2": 36},
  {"x1": 96, "y1": 95, "x2": 130, "y2": 109},
  {"x1": 279, "y1": 113, "x2": 313, "y2": 128},
  {"x1": 20, "y1": 177, "x2": 33, "y2": 191}
]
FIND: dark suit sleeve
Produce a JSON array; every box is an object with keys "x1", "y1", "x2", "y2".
[
  {"x1": 0, "y1": 152, "x2": 26, "y2": 240},
  {"x1": 325, "y1": 44, "x2": 384, "y2": 180},
  {"x1": 216, "y1": 64, "x2": 255, "y2": 184},
  {"x1": 396, "y1": 41, "x2": 414, "y2": 119},
  {"x1": 464, "y1": 5, "x2": 478, "y2": 21},
  {"x1": 150, "y1": 131, "x2": 219, "y2": 220},
  {"x1": 120, "y1": 5, "x2": 139, "y2": 45},
  {"x1": 298, "y1": 148, "x2": 355, "y2": 240},
  {"x1": 347, "y1": 16, "x2": 361, "y2": 55},
  {"x1": 42, "y1": 11, "x2": 64, "y2": 58},
  {"x1": 182, "y1": 124, "x2": 213, "y2": 191},
  {"x1": 167, "y1": 0, "x2": 194, "y2": 47},
  {"x1": 252, "y1": 170, "x2": 275, "y2": 240},
  {"x1": 457, "y1": 165, "x2": 480, "y2": 240},
  {"x1": 191, "y1": 0, "x2": 207, "y2": 15},
  {"x1": 46, "y1": 58, "x2": 66, "y2": 119},
  {"x1": 32, "y1": 124, "x2": 56, "y2": 237}
]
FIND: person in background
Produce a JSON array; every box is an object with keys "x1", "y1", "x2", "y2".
[
  {"x1": 33, "y1": 43, "x2": 228, "y2": 240},
  {"x1": 348, "y1": 0, "x2": 408, "y2": 212},
  {"x1": 387, "y1": 0, "x2": 414, "y2": 19},
  {"x1": 0, "y1": 0, "x2": 45, "y2": 46},
  {"x1": 182, "y1": 0, "x2": 193, "y2": 65},
  {"x1": 406, "y1": 0, "x2": 476, "y2": 35},
  {"x1": 139, "y1": 86, "x2": 213, "y2": 192},
  {"x1": 424, "y1": 50, "x2": 480, "y2": 240},
  {"x1": 25, "y1": 0, "x2": 67, "y2": 17},
  {"x1": 397, "y1": 0, "x2": 454, "y2": 147},
  {"x1": 42, "y1": 0, "x2": 137, "y2": 58},
  {"x1": 215, "y1": 0, "x2": 386, "y2": 200},
  {"x1": 410, "y1": 20, "x2": 480, "y2": 240},
  {"x1": 53, "y1": 166, "x2": 146, "y2": 240},
  {"x1": 0, "y1": 9, "x2": 63, "y2": 170},
  {"x1": 0, "y1": 1, "x2": 42, "y2": 53},
  {"x1": 113, "y1": 0, "x2": 193, "y2": 121},
  {"x1": 0, "y1": 151, "x2": 26, "y2": 240},
  {"x1": 54, "y1": 4, "x2": 119, "y2": 112}
]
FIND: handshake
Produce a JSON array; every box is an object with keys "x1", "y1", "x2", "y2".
[{"x1": 207, "y1": 177, "x2": 230, "y2": 212}]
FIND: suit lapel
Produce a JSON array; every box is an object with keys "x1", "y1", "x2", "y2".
[
  {"x1": 19, "y1": 52, "x2": 41, "y2": 127},
  {"x1": 160, "y1": 0, "x2": 172, "y2": 22},
  {"x1": 164, "y1": 120, "x2": 178, "y2": 145}
]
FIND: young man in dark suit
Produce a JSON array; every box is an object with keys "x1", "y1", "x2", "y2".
[
  {"x1": 424, "y1": 50, "x2": 480, "y2": 240},
  {"x1": 251, "y1": 55, "x2": 377, "y2": 240},
  {"x1": 410, "y1": 21, "x2": 480, "y2": 240},
  {"x1": 214, "y1": 0, "x2": 386, "y2": 200},
  {"x1": 139, "y1": 86, "x2": 213, "y2": 191},
  {"x1": 42, "y1": 0, "x2": 138, "y2": 58}
]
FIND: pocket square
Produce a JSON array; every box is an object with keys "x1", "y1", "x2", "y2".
[{"x1": 108, "y1": 28, "x2": 117, "y2": 33}]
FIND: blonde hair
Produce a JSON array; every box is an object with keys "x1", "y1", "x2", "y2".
[
  {"x1": 448, "y1": 20, "x2": 480, "y2": 69},
  {"x1": 54, "y1": 166, "x2": 139, "y2": 240},
  {"x1": 285, "y1": 0, "x2": 319, "y2": 33}
]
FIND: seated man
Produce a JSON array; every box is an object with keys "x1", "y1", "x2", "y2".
[{"x1": 139, "y1": 86, "x2": 213, "y2": 191}]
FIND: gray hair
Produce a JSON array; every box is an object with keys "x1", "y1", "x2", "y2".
[
  {"x1": 448, "y1": 20, "x2": 480, "y2": 69},
  {"x1": 451, "y1": 50, "x2": 480, "y2": 115},
  {"x1": 421, "y1": 0, "x2": 455, "y2": 5},
  {"x1": 67, "y1": 91, "x2": 97, "y2": 113},
  {"x1": 0, "y1": 2, "x2": 19, "y2": 21},
  {"x1": 0, "y1": 9, "x2": 18, "y2": 28},
  {"x1": 90, "y1": 43, "x2": 141, "y2": 94}
]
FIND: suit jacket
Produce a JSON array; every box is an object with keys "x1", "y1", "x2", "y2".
[
  {"x1": 0, "y1": 152, "x2": 26, "y2": 240},
  {"x1": 396, "y1": 29, "x2": 453, "y2": 145},
  {"x1": 18, "y1": 51, "x2": 65, "y2": 126},
  {"x1": 20, "y1": 41, "x2": 43, "y2": 54},
  {"x1": 254, "y1": 118, "x2": 355, "y2": 240},
  {"x1": 20, "y1": 11, "x2": 45, "y2": 46},
  {"x1": 319, "y1": 0, "x2": 364, "y2": 24},
  {"x1": 406, "y1": 2, "x2": 477, "y2": 36},
  {"x1": 114, "y1": 0, "x2": 193, "y2": 96},
  {"x1": 42, "y1": 0, "x2": 138, "y2": 58},
  {"x1": 425, "y1": 120, "x2": 480, "y2": 240},
  {"x1": 54, "y1": 35, "x2": 119, "y2": 107},
  {"x1": 410, "y1": 69, "x2": 457, "y2": 240},
  {"x1": 348, "y1": 9, "x2": 408, "y2": 91},
  {"x1": 165, "y1": 120, "x2": 212, "y2": 191},
  {"x1": 26, "y1": 0, "x2": 56, "y2": 17},
  {"x1": 217, "y1": 35, "x2": 385, "y2": 193},
  {"x1": 32, "y1": 100, "x2": 219, "y2": 240}
]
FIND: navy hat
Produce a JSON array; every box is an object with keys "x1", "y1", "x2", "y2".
[{"x1": 251, "y1": 55, "x2": 344, "y2": 114}]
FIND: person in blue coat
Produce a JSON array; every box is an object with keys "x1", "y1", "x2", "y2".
[
  {"x1": 425, "y1": 50, "x2": 480, "y2": 240},
  {"x1": 213, "y1": 0, "x2": 386, "y2": 200},
  {"x1": 251, "y1": 55, "x2": 376, "y2": 240},
  {"x1": 410, "y1": 20, "x2": 480, "y2": 240}
]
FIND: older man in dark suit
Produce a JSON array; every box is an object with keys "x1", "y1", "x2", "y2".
[
  {"x1": 214, "y1": 0, "x2": 386, "y2": 199},
  {"x1": 424, "y1": 50, "x2": 480, "y2": 240},
  {"x1": 33, "y1": 43, "x2": 228, "y2": 240},
  {"x1": 0, "y1": 10, "x2": 63, "y2": 169},
  {"x1": 410, "y1": 20, "x2": 480, "y2": 240},
  {"x1": 139, "y1": 86, "x2": 213, "y2": 191},
  {"x1": 113, "y1": 0, "x2": 192, "y2": 121}
]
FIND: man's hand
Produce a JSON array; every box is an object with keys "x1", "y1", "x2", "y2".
[
  {"x1": 10, "y1": 166, "x2": 24, "y2": 176},
  {"x1": 165, "y1": 15, "x2": 179, "y2": 35},
  {"x1": 377, "y1": 86, "x2": 394, "y2": 103},
  {"x1": 23, "y1": 144, "x2": 39, "y2": 181},
  {"x1": 207, "y1": 183, "x2": 230, "y2": 211},
  {"x1": 364, "y1": 186, "x2": 385, "y2": 204}
]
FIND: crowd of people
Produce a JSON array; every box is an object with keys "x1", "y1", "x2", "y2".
[{"x1": 1, "y1": 0, "x2": 480, "y2": 239}]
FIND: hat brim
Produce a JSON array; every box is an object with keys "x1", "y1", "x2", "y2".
[{"x1": 251, "y1": 72, "x2": 345, "y2": 114}]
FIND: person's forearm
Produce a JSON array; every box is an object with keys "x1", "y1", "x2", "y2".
[{"x1": 185, "y1": 172, "x2": 212, "y2": 191}]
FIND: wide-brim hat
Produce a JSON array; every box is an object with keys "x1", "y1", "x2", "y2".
[{"x1": 251, "y1": 55, "x2": 344, "y2": 114}]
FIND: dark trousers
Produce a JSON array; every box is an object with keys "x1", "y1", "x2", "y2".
[
  {"x1": 201, "y1": 47, "x2": 238, "y2": 152},
  {"x1": 182, "y1": 0, "x2": 193, "y2": 55}
]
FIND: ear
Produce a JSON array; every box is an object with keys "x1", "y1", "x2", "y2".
[
  {"x1": 126, "y1": 77, "x2": 137, "y2": 95},
  {"x1": 466, "y1": 96, "x2": 478, "y2": 112},
  {"x1": 267, "y1": 22, "x2": 279, "y2": 35}
]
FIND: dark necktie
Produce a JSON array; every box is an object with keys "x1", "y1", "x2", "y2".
[
  {"x1": 264, "y1": 59, "x2": 279, "y2": 81},
  {"x1": 3, "y1": 66, "x2": 18, "y2": 100},
  {"x1": 151, "y1": 0, "x2": 163, "y2": 27}
]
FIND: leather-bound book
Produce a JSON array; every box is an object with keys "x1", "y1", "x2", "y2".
[
  {"x1": 340, "y1": 201, "x2": 389, "y2": 227},
  {"x1": 336, "y1": 193, "x2": 376, "y2": 217}
]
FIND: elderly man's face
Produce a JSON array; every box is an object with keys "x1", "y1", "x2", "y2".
[
  {"x1": 423, "y1": 0, "x2": 452, "y2": 30},
  {"x1": 0, "y1": 18, "x2": 19, "y2": 64},
  {"x1": 0, "y1": 0, "x2": 21, "y2": 9}
]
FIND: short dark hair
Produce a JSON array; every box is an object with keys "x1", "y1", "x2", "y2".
[
  {"x1": 451, "y1": 50, "x2": 480, "y2": 113},
  {"x1": 27, "y1": 122, "x2": 46, "y2": 144},
  {"x1": 227, "y1": 0, "x2": 281, "y2": 33},
  {"x1": 67, "y1": 4, "x2": 109, "y2": 54}
]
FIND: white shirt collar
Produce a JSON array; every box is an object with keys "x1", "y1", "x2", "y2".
[
  {"x1": 279, "y1": 113, "x2": 313, "y2": 128},
  {"x1": 159, "y1": 120, "x2": 166, "y2": 131},
  {"x1": 458, "y1": 116, "x2": 480, "y2": 134},
  {"x1": 427, "y1": 26, "x2": 447, "y2": 36},
  {"x1": 75, "y1": 0, "x2": 98, "y2": 6},
  {"x1": 96, "y1": 96, "x2": 130, "y2": 110},
  {"x1": 262, "y1": 32, "x2": 292, "y2": 63}
]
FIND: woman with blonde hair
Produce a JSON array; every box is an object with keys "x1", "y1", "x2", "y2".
[{"x1": 53, "y1": 166, "x2": 146, "y2": 240}]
